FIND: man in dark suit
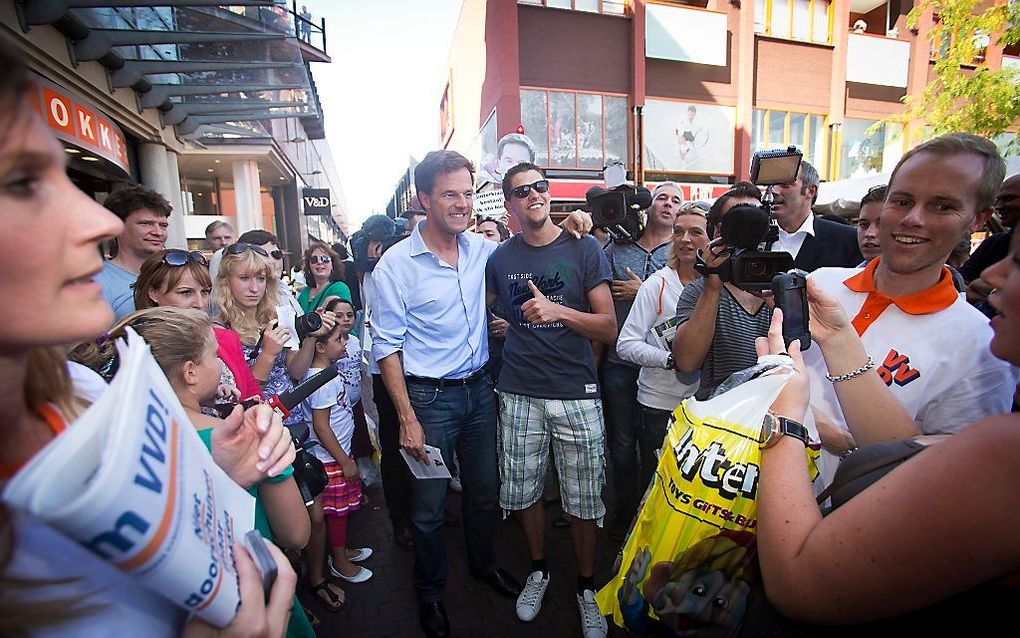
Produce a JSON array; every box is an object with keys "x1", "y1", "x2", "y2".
[{"x1": 768, "y1": 160, "x2": 862, "y2": 271}]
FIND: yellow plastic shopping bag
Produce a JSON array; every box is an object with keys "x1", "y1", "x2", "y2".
[{"x1": 596, "y1": 362, "x2": 819, "y2": 637}]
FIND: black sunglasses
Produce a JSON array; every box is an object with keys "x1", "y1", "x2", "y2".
[
  {"x1": 226, "y1": 242, "x2": 269, "y2": 257},
  {"x1": 511, "y1": 180, "x2": 550, "y2": 199},
  {"x1": 269, "y1": 249, "x2": 283, "y2": 260},
  {"x1": 162, "y1": 249, "x2": 208, "y2": 267}
]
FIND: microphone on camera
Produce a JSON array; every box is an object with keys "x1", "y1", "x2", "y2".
[{"x1": 720, "y1": 204, "x2": 772, "y2": 250}]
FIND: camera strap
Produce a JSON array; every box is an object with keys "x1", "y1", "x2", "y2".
[{"x1": 693, "y1": 247, "x2": 730, "y2": 279}]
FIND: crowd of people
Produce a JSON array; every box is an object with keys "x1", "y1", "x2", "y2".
[{"x1": 4, "y1": 36, "x2": 1020, "y2": 638}]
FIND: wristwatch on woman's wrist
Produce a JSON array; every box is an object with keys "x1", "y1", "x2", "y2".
[
  {"x1": 665, "y1": 354, "x2": 675, "y2": 370},
  {"x1": 759, "y1": 411, "x2": 809, "y2": 449}
]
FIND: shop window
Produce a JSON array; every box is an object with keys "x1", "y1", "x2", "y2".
[
  {"x1": 755, "y1": 0, "x2": 832, "y2": 44},
  {"x1": 520, "y1": 89, "x2": 628, "y2": 170},
  {"x1": 836, "y1": 118, "x2": 903, "y2": 180},
  {"x1": 518, "y1": 0, "x2": 627, "y2": 15},
  {"x1": 752, "y1": 109, "x2": 829, "y2": 179}
]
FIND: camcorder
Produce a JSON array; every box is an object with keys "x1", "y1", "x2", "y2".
[
  {"x1": 350, "y1": 214, "x2": 410, "y2": 273},
  {"x1": 698, "y1": 146, "x2": 811, "y2": 348},
  {"x1": 584, "y1": 184, "x2": 653, "y2": 241}
]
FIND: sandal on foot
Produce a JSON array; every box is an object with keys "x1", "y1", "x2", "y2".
[{"x1": 311, "y1": 580, "x2": 346, "y2": 612}]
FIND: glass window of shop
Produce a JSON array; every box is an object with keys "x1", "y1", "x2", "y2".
[
  {"x1": 519, "y1": 0, "x2": 626, "y2": 14},
  {"x1": 836, "y1": 118, "x2": 904, "y2": 180},
  {"x1": 752, "y1": 109, "x2": 828, "y2": 178},
  {"x1": 520, "y1": 89, "x2": 628, "y2": 170}
]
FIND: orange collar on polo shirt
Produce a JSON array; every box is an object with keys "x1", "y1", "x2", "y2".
[{"x1": 843, "y1": 257, "x2": 959, "y2": 336}]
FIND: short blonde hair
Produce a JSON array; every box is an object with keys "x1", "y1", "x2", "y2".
[{"x1": 214, "y1": 248, "x2": 279, "y2": 344}]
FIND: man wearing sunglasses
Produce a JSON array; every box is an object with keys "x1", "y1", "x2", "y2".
[
  {"x1": 95, "y1": 185, "x2": 172, "y2": 321},
  {"x1": 486, "y1": 163, "x2": 615, "y2": 638},
  {"x1": 372, "y1": 150, "x2": 592, "y2": 638}
]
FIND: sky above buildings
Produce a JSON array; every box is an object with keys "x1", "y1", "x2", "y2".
[{"x1": 312, "y1": 0, "x2": 464, "y2": 230}]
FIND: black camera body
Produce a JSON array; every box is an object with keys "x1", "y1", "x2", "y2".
[
  {"x1": 294, "y1": 312, "x2": 323, "y2": 341},
  {"x1": 585, "y1": 184, "x2": 652, "y2": 241}
]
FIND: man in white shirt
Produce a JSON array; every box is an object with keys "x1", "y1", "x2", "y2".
[
  {"x1": 804, "y1": 133, "x2": 1019, "y2": 482},
  {"x1": 769, "y1": 160, "x2": 862, "y2": 271}
]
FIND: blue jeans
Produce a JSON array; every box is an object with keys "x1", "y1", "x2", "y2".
[
  {"x1": 406, "y1": 376, "x2": 499, "y2": 603},
  {"x1": 601, "y1": 361, "x2": 641, "y2": 528}
]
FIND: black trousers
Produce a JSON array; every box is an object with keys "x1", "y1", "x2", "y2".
[{"x1": 373, "y1": 373, "x2": 412, "y2": 531}]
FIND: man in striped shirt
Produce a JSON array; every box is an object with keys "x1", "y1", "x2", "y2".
[{"x1": 672, "y1": 192, "x2": 770, "y2": 399}]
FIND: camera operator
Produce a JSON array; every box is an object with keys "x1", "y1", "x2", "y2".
[
  {"x1": 768, "y1": 160, "x2": 862, "y2": 271},
  {"x1": 671, "y1": 190, "x2": 771, "y2": 400},
  {"x1": 601, "y1": 182, "x2": 681, "y2": 541}
]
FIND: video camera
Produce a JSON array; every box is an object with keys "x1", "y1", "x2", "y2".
[
  {"x1": 698, "y1": 146, "x2": 811, "y2": 348},
  {"x1": 585, "y1": 184, "x2": 653, "y2": 240},
  {"x1": 698, "y1": 146, "x2": 803, "y2": 291},
  {"x1": 350, "y1": 214, "x2": 410, "y2": 273}
]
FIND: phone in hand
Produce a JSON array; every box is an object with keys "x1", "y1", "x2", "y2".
[
  {"x1": 242, "y1": 530, "x2": 278, "y2": 603},
  {"x1": 771, "y1": 271, "x2": 811, "y2": 350}
]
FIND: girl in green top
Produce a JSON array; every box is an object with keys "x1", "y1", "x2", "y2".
[
  {"x1": 298, "y1": 241, "x2": 352, "y2": 312},
  {"x1": 111, "y1": 307, "x2": 318, "y2": 635}
]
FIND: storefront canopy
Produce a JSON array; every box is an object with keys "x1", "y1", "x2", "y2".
[{"x1": 17, "y1": 0, "x2": 327, "y2": 140}]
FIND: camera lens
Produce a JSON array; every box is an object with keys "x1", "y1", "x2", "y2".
[{"x1": 745, "y1": 259, "x2": 768, "y2": 278}]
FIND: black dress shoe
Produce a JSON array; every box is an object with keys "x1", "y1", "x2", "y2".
[
  {"x1": 419, "y1": 601, "x2": 450, "y2": 638},
  {"x1": 479, "y1": 567, "x2": 522, "y2": 598}
]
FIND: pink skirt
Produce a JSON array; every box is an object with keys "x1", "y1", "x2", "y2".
[{"x1": 321, "y1": 461, "x2": 362, "y2": 517}]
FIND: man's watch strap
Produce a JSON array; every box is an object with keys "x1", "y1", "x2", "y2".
[
  {"x1": 760, "y1": 412, "x2": 809, "y2": 449},
  {"x1": 665, "y1": 353, "x2": 675, "y2": 370}
]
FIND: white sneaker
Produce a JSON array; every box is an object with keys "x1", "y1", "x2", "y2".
[
  {"x1": 328, "y1": 557, "x2": 373, "y2": 583},
  {"x1": 448, "y1": 475, "x2": 463, "y2": 493},
  {"x1": 576, "y1": 589, "x2": 608, "y2": 638},
  {"x1": 348, "y1": 547, "x2": 373, "y2": 562},
  {"x1": 515, "y1": 571, "x2": 549, "y2": 622}
]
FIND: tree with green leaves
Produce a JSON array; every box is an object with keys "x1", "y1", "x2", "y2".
[{"x1": 890, "y1": 0, "x2": 1020, "y2": 147}]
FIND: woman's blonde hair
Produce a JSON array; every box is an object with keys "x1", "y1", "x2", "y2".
[
  {"x1": 666, "y1": 203, "x2": 709, "y2": 271},
  {"x1": 214, "y1": 247, "x2": 279, "y2": 345}
]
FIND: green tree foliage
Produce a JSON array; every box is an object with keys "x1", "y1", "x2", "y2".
[{"x1": 893, "y1": 0, "x2": 1020, "y2": 144}]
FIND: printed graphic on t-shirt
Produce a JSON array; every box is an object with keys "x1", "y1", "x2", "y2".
[
  {"x1": 505, "y1": 260, "x2": 575, "y2": 329},
  {"x1": 877, "y1": 348, "x2": 922, "y2": 387}
]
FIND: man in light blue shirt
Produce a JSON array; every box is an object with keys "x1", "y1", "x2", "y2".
[
  {"x1": 94, "y1": 186, "x2": 171, "y2": 321},
  {"x1": 371, "y1": 150, "x2": 513, "y2": 638}
]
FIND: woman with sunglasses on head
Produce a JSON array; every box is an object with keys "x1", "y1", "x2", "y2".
[
  {"x1": 215, "y1": 243, "x2": 333, "y2": 424},
  {"x1": 131, "y1": 249, "x2": 263, "y2": 405},
  {"x1": 0, "y1": 44, "x2": 295, "y2": 637},
  {"x1": 297, "y1": 242, "x2": 351, "y2": 313}
]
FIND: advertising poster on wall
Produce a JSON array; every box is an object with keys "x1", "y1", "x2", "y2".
[
  {"x1": 474, "y1": 119, "x2": 538, "y2": 220},
  {"x1": 644, "y1": 99, "x2": 736, "y2": 175}
]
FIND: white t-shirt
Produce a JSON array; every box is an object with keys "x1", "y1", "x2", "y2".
[
  {"x1": 303, "y1": 367, "x2": 355, "y2": 464},
  {"x1": 805, "y1": 263, "x2": 1018, "y2": 483},
  {"x1": 336, "y1": 336, "x2": 362, "y2": 408},
  {"x1": 616, "y1": 266, "x2": 700, "y2": 410}
]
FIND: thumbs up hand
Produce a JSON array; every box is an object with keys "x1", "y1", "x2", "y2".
[{"x1": 521, "y1": 279, "x2": 562, "y2": 325}]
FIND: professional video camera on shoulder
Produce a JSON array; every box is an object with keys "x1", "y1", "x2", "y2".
[
  {"x1": 584, "y1": 160, "x2": 652, "y2": 241},
  {"x1": 697, "y1": 146, "x2": 804, "y2": 291},
  {"x1": 350, "y1": 213, "x2": 410, "y2": 273}
]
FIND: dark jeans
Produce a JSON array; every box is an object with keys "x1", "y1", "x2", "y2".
[
  {"x1": 373, "y1": 374, "x2": 412, "y2": 531},
  {"x1": 638, "y1": 405, "x2": 672, "y2": 493},
  {"x1": 406, "y1": 375, "x2": 499, "y2": 603},
  {"x1": 602, "y1": 361, "x2": 641, "y2": 528}
]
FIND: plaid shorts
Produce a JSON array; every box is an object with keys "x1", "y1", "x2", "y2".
[{"x1": 497, "y1": 392, "x2": 606, "y2": 522}]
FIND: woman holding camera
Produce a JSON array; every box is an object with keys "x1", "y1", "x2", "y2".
[
  {"x1": 750, "y1": 264, "x2": 1020, "y2": 632},
  {"x1": 215, "y1": 245, "x2": 335, "y2": 427},
  {"x1": 0, "y1": 46, "x2": 294, "y2": 637},
  {"x1": 297, "y1": 242, "x2": 351, "y2": 313}
]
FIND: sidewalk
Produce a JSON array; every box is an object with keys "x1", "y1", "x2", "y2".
[
  {"x1": 299, "y1": 486, "x2": 630, "y2": 637},
  {"x1": 298, "y1": 372, "x2": 630, "y2": 637}
]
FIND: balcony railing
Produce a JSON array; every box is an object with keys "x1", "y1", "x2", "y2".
[{"x1": 846, "y1": 32, "x2": 910, "y2": 87}]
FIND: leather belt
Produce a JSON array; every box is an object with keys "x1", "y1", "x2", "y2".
[{"x1": 405, "y1": 368, "x2": 487, "y2": 388}]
